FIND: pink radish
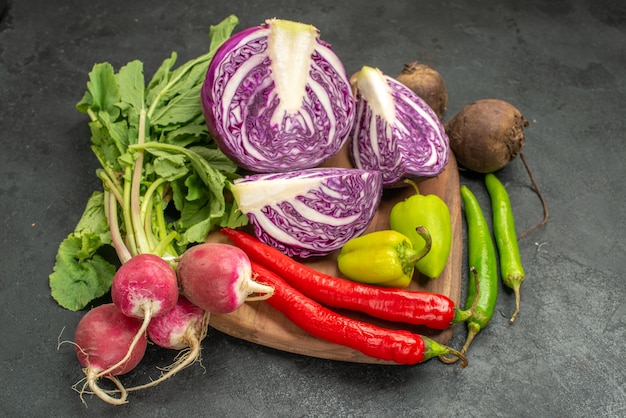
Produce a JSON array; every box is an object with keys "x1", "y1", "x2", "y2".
[
  {"x1": 111, "y1": 253, "x2": 179, "y2": 319},
  {"x1": 73, "y1": 303, "x2": 147, "y2": 405},
  {"x1": 124, "y1": 296, "x2": 210, "y2": 392},
  {"x1": 147, "y1": 295, "x2": 208, "y2": 350},
  {"x1": 177, "y1": 243, "x2": 274, "y2": 314},
  {"x1": 107, "y1": 253, "x2": 179, "y2": 392}
]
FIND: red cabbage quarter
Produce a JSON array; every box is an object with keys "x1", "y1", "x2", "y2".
[
  {"x1": 201, "y1": 19, "x2": 355, "y2": 172},
  {"x1": 230, "y1": 168, "x2": 383, "y2": 257},
  {"x1": 350, "y1": 66, "x2": 449, "y2": 187}
]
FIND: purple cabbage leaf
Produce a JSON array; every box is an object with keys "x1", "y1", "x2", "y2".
[
  {"x1": 201, "y1": 19, "x2": 355, "y2": 173},
  {"x1": 350, "y1": 66, "x2": 449, "y2": 187},
  {"x1": 230, "y1": 168, "x2": 383, "y2": 257}
]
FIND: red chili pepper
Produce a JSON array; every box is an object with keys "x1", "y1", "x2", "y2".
[
  {"x1": 221, "y1": 228, "x2": 473, "y2": 330},
  {"x1": 251, "y1": 261, "x2": 467, "y2": 366}
]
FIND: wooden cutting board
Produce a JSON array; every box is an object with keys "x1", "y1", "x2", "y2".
[{"x1": 207, "y1": 148, "x2": 463, "y2": 365}]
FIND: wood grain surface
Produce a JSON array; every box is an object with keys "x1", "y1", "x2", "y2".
[{"x1": 207, "y1": 147, "x2": 463, "y2": 365}]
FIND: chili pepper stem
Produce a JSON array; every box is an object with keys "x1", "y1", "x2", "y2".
[
  {"x1": 454, "y1": 322, "x2": 481, "y2": 357},
  {"x1": 439, "y1": 267, "x2": 481, "y2": 364},
  {"x1": 447, "y1": 347, "x2": 468, "y2": 368},
  {"x1": 438, "y1": 322, "x2": 480, "y2": 364},
  {"x1": 502, "y1": 270, "x2": 524, "y2": 323},
  {"x1": 460, "y1": 322, "x2": 480, "y2": 354},
  {"x1": 453, "y1": 308, "x2": 473, "y2": 324},
  {"x1": 425, "y1": 337, "x2": 468, "y2": 368},
  {"x1": 452, "y1": 267, "x2": 480, "y2": 323},
  {"x1": 509, "y1": 282, "x2": 522, "y2": 323}
]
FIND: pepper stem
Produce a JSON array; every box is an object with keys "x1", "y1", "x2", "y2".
[
  {"x1": 403, "y1": 178, "x2": 421, "y2": 196},
  {"x1": 438, "y1": 321, "x2": 480, "y2": 365},
  {"x1": 423, "y1": 336, "x2": 468, "y2": 368},
  {"x1": 453, "y1": 267, "x2": 480, "y2": 323},
  {"x1": 406, "y1": 226, "x2": 432, "y2": 264},
  {"x1": 459, "y1": 322, "x2": 480, "y2": 355},
  {"x1": 510, "y1": 283, "x2": 521, "y2": 323},
  {"x1": 445, "y1": 346, "x2": 468, "y2": 368},
  {"x1": 439, "y1": 267, "x2": 482, "y2": 364}
]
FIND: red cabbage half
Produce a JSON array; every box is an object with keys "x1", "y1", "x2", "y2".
[
  {"x1": 349, "y1": 66, "x2": 449, "y2": 187},
  {"x1": 201, "y1": 19, "x2": 355, "y2": 173},
  {"x1": 230, "y1": 168, "x2": 383, "y2": 258}
]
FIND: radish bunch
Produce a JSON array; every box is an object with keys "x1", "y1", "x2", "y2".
[{"x1": 71, "y1": 243, "x2": 274, "y2": 405}]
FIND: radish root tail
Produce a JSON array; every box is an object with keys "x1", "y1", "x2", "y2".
[
  {"x1": 126, "y1": 311, "x2": 211, "y2": 392},
  {"x1": 85, "y1": 371, "x2": 129, "y2": 405},
  {"x1": 72, "y1": 341, "x2": 132, "y2": 405}
]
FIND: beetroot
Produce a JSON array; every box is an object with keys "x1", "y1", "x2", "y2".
[
  {"x1": 446, "y1": 98, "x2": 528, "y2": 173},
  {"x1": 446, "y1": 99, "x2": 548, "y2": 237},
  {"x1": 396, "y1": 61, "x2": 448, "y2": 120}
]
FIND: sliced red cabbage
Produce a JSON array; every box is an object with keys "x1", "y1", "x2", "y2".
[
  {"x1": 201, "y1": 19, "x2": 355, "y2": 173},
  {"x1": 349, "y1": 66, "x2": 449, "y2": 187},
  {"x1": 230, "y1": 168, "x2": 383, "y2": 257}
]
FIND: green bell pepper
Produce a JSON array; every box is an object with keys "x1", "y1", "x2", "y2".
[
  {"x1": 337, "y1": 228, "x2": 431, "y2": 288},
  {"x1": 389, "y1": 180, "x2": 452, "y2": 279}
]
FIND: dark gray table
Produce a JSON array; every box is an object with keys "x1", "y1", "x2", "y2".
[{"x1": 1, "y1": 0, "x2": 624, "y2": 416}]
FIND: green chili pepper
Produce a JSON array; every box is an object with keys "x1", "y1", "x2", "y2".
[
  {"x1": 485, "y1": 173, "x2": 525, "y2": 323},
  {"x1": 441, "y1": 185, "x2": 498, "y2": 363},
  {"x1": 337, "y1": 228, "x2": 431, "y2": 288},
  {"x1": 389, "y1": 179, "x2": 452, "y2": 279},
  {"x1": 459, "y1": 185, "x2": 499, "y2": 353}
]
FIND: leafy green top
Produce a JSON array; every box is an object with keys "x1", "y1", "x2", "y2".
[{"x1": 50, "y1": 15, "x2": 247, "y2": 311}]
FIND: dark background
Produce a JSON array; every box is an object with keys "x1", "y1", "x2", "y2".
[{"x1": 1, "y1": 0, "x2": 624, "y2": 416}]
